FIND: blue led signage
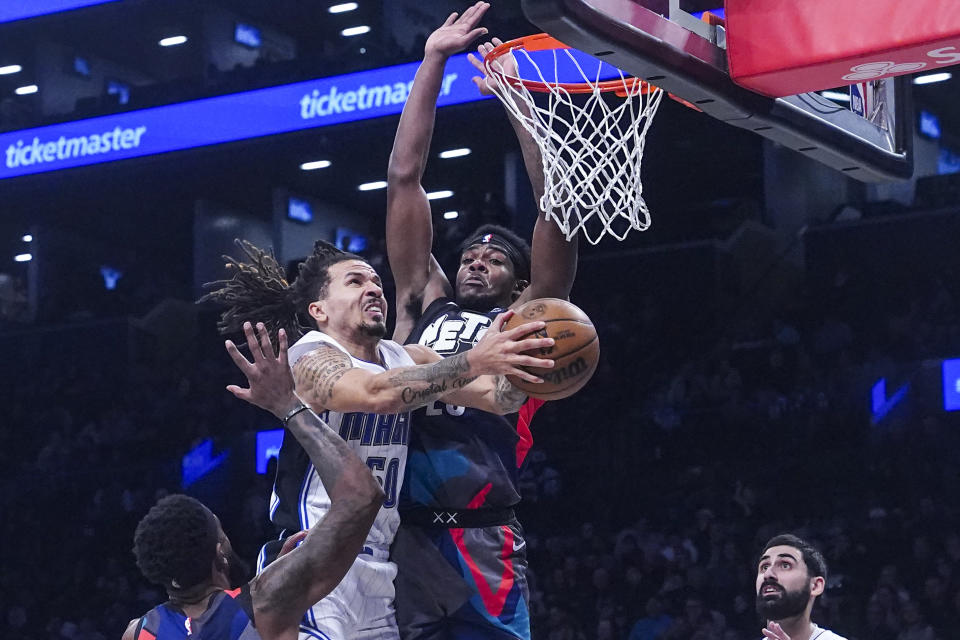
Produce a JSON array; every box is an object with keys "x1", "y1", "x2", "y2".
[
  {"x1": 288, "y1": 197, "x2": 314, "y2": 223},
  {"x1": 919, "y1": 110, "x2": 941, "y2": 139},
  {"x1": 235, "y1": 22, "x2": 262, "y2": 48},
  {"x1": 943, "y1": 359, "x2": 960, "y2": 411},
  {"x1": 256, "y1": 429, "x2": 284, "y2": 474},
  {"x1": 0, "y1": 0, "x2": 120, "y2": 23},
  {"x1": 0, "y1": 50, "x2": 618, "y2": 180},
  {"x1": 181, "y1": 439, "x2": 227, "y2": 487}
]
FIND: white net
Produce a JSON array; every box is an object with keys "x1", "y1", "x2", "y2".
[{"x1": 484, "y1": 45, "x2": 664, "y2": 245}]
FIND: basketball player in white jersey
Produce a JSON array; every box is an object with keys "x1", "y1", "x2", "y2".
[
  {"x1": 756, "y1": 534, "x2": 848, "y2": 640},
  {"x1": 201, "y1": 239, "x2": 555, "y2": 640}
]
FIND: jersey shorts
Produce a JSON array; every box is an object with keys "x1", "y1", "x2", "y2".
[{"x1": 393, "y1": 521, "x2": 529, "y2": 640}]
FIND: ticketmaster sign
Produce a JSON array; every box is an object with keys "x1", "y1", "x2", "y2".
[
  {"x1": 0, "y1": 54, "x2": 488, "y2": 180},
  {"x1": 0, "y1": 50, "x2": 618, "y2": 180}
]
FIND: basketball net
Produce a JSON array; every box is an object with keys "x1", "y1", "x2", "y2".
[{"x1": 484, "y1": 38, "x2": 664, "y2": 245}]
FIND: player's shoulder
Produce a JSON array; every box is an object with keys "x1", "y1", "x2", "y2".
[
  {"x1": 288, "y1": 330, "x2": 347, "y2": 365},
  {"x1": 420, "y1": 296, "x2": 459, "y2": 321},
  {"x1": 380, "y1": 338, "x2": 419, "y2": 365},
  {"x1": 121, "y1": 617, "x2": 140, "y2": 640},
  {"x1": 807, "y1": 626, "x2": 848, "y2": 640}
]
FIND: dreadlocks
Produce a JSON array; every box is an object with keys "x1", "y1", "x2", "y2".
[{"x1": 199, "y1": 239, "x2": 364, "y2": 347}]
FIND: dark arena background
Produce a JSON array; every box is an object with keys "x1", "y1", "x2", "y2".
[{"x1": 2, "y1": 1, "x2": 960, "y2": 639}]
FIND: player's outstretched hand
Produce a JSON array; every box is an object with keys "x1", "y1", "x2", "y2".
[
  {"x1": 468, "y1": 37, "x2": 514, "y2": 96},
  {"x1": 425, "y1": 1, "x2": 489, "y2": 59},
  {"x1": 467, "y1": 310, "x2": 554, "y2": 383},
  {"x1": 761, "y1": 622, "x2": 792, "y2": 640},
  {"x1": 225, "y1": 322, "x2": 299, "y2": 419}
]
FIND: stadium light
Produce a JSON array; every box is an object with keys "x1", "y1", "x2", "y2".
[
  {"x1": 300, "y1": 160, "x2": 331, "y2": 171},
  {"x1": 358, "y1": 180, "x2": 387, "y2": 191},
  {"x1": 341, "y1": 26, "x2": 370, "y2": 37},
  {"x1": 914, "y1": 72, "x2": 952, "y2": 85},
  {"x1": 443, "y1": 211, "x2": 459, "y2": 220},
  {"x1": 821, "y1": 90, "x2": 849, "y2": 102},
  {"x1": 439, "y1": 148, "x2": 471, "y2": 159},
  {"x1": 329, "y1": 2, "x2": 359, "y2": 13},
  {"x1": 14, "y1": 85, "x2": 37, "y2": 95},
  {"x1": 14, "y1": 253, "x2": 32, "y2": 262},
  {"x1": 427, "y1": 190, "x2": 453, "y2": 200},
  {"x1": 22, "y1": 234, "x2": 32, "y2": 242},
  {"x1": 0, "y1": 64, "x2": 22, "y2": 75},
  {"x1": 159, "y1": 35, "x2": 188, "y2": 47}
]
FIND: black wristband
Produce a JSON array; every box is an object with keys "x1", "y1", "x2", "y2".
[{"x1": 282, "y1": 402, "x2": 311, "y2": 427}]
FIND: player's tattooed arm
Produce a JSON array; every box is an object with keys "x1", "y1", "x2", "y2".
[
  {"x1": 437, "y1": 372, "x2": 528, "y2": 416},
  {"x1": 292, "y1": 313, "x2": 554, "y2": 415},
  {"x1": 386, "y1": 351, "x2": 479, "y2": 411},
  {"x1": 292, "y1": 343, "x2": 480, "y2": 414},
  {"x1": 493, "y1": 375, "x2": 527, "y2": 413},
  {"x1": 292, "y1": 344, "x2": 352, "y2": 408}
]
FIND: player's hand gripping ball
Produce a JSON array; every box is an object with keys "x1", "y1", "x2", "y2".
[{"x1": 502, "y1": 298, "x2": 599, "y2": 400}]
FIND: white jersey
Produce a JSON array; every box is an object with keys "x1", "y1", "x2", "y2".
[
  {"x1": 760, "y1": 625, "x2": 847, "y2": 640},
  {"x1": 277, "y1": 330, "x2": 414, "y2": 549},
  {"x1": 809, "y1": 626, "x2": 847, "y2": 640}
]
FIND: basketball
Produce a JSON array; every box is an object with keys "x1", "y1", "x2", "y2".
[{"x1": 503, "y1": 298, "x2": 599, "y2": 400}]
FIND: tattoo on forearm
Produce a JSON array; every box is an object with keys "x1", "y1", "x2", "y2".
[
  {"x1": 293, "y1": 346, "x2": 352, "y2": 406},
  {"x1": 387, "y1": 352, "x2": 477, "y2": 410},
  {"x1": 494, "y1": 375, "x2": 527, "y2": 413}
]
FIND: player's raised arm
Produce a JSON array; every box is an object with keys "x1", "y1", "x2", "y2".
[
  {"x1": 292, "y1": 313, "x2": 552, "y2": 415},
  {"x1": 402, "y1": 312, "x2": 537, "y2": 415},
  {"x1": 222, "y1": 322, "x2": 384, "y2": 640},
  {"x1": 468, "y1": 38, "x2": 579, "y2": 305},
  {"x1": 386, "y1": 2, "x2": 490, "y2": 342}
]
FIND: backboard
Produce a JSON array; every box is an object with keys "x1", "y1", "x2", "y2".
[{"x1": 522, "y1": 0, "x2": 914, "y2": 182}]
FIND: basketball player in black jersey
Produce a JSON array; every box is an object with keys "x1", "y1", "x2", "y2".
[
  {"x1": 124, "y1": 323, "x2": 384, "y2": 640},
  {"x1": 386, "y1": 4, "x2": 579, "y2": 638}
]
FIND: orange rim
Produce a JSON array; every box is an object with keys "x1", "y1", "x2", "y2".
[{"x1": 485, "y1": 33, "x2": 658, "y2": 96}]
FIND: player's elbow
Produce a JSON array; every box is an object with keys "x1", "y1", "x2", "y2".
[
  {"x1": 332, "y1": 467, "x2": 384, "y2": 517},
  {"x1": 386, "y1": 158, "x2": 421, "y2": 186},
  {"x1": 363, "y1": 482, "x2": 386, "y2": 514},
  {"x1": 356, "y1": 465, "x2": 387, "y2": 508}
]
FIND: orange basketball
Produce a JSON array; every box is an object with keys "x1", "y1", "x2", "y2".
[{"x1": 503, "y1": 298, "x2": 599, "y2": 400}]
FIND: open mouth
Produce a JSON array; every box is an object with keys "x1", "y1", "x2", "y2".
[
  {"x1": 363, "y1": 302, "x2": 384, "y2": 316},
  {"x1": 760, "y1": 584, "x2": 783, "y2": 597}
]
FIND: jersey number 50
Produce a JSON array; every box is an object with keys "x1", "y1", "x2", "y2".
[{"x1": 366, "y1": 456, "x2": 400, "y2": 508}]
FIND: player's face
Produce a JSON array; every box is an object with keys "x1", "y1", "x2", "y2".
[
  {"x1": 755, "y1": 545, "x2": 814, "y2": 620},
  {"x1": 455, "y1": 245, "x2": 518, "y2": 310},
  {"x1": 318, "y1": 260, "x2": 387, "y2": 339},
  {"x1": 209, "y1": 512, "x2": 251, "y2": 587}
]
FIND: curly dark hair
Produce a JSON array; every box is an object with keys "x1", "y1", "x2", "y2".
[
  {"x1": 198, "y1": 239, "x2": 364, "y2": 348},
  {"x1": 133, "y1": 494, "x2": 219, "y2": 590}
]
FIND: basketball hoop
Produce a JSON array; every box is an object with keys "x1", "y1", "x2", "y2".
[{"x1": 483, "y1": 34, "x2": 664, "y2": 244}]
